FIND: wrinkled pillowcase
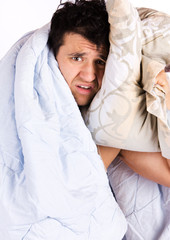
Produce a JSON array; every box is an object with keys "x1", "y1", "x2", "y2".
[{"x1": 84, "y1": 7, "x2": 170, "y2": 158}]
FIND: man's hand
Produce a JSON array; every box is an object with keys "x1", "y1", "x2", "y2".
[{"x1": 156, "y1": 68, "x2": 170, "y2": 110}]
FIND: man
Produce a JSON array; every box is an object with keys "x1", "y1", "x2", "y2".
[
  {"x1": 0, "y1": 0, "x2": 169, "y2": 239},
  {"x1": 48, "y1": 0, "x2": 110, "y2": 107},
  {"x1": 47, "y1": 0, "x2": 170, "y2": 187},
  {"x1": 46, "y1": 2, "x2": 170, "y2": 240},
  {"x1": 0, "y1": 0, "x2": 127, "y2": 239}
]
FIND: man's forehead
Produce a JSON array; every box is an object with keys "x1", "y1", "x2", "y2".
[{"x1": 62, "y1": 32, "x2": 108, "y2": 57}]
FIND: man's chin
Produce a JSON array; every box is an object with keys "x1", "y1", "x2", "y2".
[
  {"x1": 76, "y1": 98, "x2": 92, "y2": 107},
  {"x1": 72, "y1": 90, "x2": 97, "y2": 107}
]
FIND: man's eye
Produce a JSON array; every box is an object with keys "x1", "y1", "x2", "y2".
[
  {"x1": 96, "y1": 60, "x2": 105, "y2": 66},
  {"x1": 72, "y1": 57, "x2": 82, "y2": 62}
]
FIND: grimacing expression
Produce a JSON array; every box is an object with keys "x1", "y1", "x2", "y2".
[{"x1": 56, "y1": 33, "x2": 108, "y2": 106}]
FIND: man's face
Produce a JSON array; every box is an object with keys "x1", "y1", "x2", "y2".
[{"x1": 56, "y1": 33, "x2": 108, "y2": 106}]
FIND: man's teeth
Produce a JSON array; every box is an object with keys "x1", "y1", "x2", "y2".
[{"x1": 79, "y1": 85, "x2": 90, "y2": 89}]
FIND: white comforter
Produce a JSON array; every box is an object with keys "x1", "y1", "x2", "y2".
[{"x1": 0, "y1": 23, "x2": 126, "y2": 239}]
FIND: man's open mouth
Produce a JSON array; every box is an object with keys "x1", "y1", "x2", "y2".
[
  {"x1": 78, "y1": 85, "x2": 91, "y2": 89},
  {"x1": 76, "y1": 84, "x2": 95, "y2": 95}
]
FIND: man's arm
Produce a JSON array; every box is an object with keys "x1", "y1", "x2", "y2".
[
  {"x1": 98, "y1": 145, "x2": 170, "y2": 187},
  {"x1": 97, "y1": 145, "x2": 120, "y2": 170},
  {"x1": 120, "y1": 150, "x2": 170, "y2": 187}
]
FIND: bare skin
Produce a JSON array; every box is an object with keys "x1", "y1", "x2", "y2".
[
  {"x1": 56, "y1": 33, "x2": 107, "y2": 106},
  {"x1": 98, "y1": 146, "x2": 170, "y2": 187},
  {"x1": 156, "y1": 69, "x2": 170, "y2": 110}
]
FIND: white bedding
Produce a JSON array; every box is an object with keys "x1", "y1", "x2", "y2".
[{"x1": 0, "y1": 23, "x2": 126, "y2": 240}]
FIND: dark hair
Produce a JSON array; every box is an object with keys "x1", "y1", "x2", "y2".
[{"x1": 48, "y1": 0, "x2": 110, "y2": 56}]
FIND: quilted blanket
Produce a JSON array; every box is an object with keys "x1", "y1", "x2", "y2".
[
  {"x1": 0, "y1": 23, "x2": 127, "y2": 239},
  {"x1": 108, "y1": 157, "x2": 170, "y2": 240}
]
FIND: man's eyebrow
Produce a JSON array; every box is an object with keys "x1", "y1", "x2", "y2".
[
  {"x1": 68, "y1": 52, "x2": 107, "y2": 61},
  {"x1": 68, "y1": 52, "x2": 86, "y2": 57},
  {"x1": 100, "y1": 55, "x2": 107, "y2": 61}
]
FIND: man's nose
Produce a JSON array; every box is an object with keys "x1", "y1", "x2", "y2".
[{"x1": 79, "y1": 62, "x2": 96, "y2": 82}]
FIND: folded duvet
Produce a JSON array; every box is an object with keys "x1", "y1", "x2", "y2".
[{"x1": 0, "y1": 23, "x2": 127, "y2": 239}]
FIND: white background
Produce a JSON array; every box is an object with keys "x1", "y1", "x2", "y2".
[{"x1": 0, "y1": 0, "x2": 170, "y2": 59}]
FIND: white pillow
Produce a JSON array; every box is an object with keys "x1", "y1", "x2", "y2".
[{"x1": 84, "y1": 1, "x2": 170, "y2": 158}]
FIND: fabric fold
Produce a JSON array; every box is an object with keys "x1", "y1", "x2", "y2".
[{"x1": 0, "y1": 23, "x2": 127, "y2": 240}]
